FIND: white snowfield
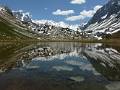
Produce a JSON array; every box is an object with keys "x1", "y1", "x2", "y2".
[
  {"x1": 33, "y1": 20, "x2": 79, "y2": 31},
  {"x1": 85, "y1": 14, "x2": 120, "y2": 39}
]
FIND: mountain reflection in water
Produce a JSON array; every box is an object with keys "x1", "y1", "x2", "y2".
[{"x1": 0, "y1": 42, "x2": 120, "y2": 90}]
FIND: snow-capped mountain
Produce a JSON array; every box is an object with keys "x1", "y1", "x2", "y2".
[
  {"x1": 0, "y1": 5, "x2": 40, "y2": 40},
  {"x1": 12, "y1": 10, "x2": 79, "y2": 31},
  {"x1": 11, "y1": 10, "x2": 82, "y2": 40},
  {"x1": 31, "y1": 23, "x2": 81, "y2": 40},
  {"x1": 12, "y1": 10, "x2": 32, "y2": 23},
  {"x1": 84, "y1": 0, "x2": 120, "y2": 40},
  {"x1": 0, "y1": 6, "x2": 5, "y2": 11},
  {"x1": 33, "y1": 20, "x2": 79, "y2": 31},
  {"x1": 0, "y1": 5, "x2": 13, "y2": 16}
]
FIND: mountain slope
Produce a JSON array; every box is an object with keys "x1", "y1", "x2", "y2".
[
  {"x1": 12, "y1": 11, "x2": 82, "y2": 41},
  {"x1": 84, "y1": 0, "x2": 120, "y2": 39},
  {"x1": 0, "y1": 5, "x2": 82, "y2": 41},
  {"x1": 0, "y1": 6, "x2": 39, "y2": 41}
]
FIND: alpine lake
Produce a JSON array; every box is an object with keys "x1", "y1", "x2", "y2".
[{"x1": 0, "y1": 42, "x2": 120, "y2": 90}]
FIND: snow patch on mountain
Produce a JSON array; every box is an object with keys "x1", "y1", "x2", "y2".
[
  {"x1": 33, "y1": 20, "x2": 79, "y2": 31},
  {"x1": 85, "y1": 14, "x2": 120, "y2": 36},
  {"x1": 101, "y1": 14, "x2": 108, "y2": 19},
  {"x1": 0, "y1": 7, "x2": 4, "y2": 11},
  {"x1": 12, "y1": 10, "x2": 32, "y2": 22},
  {"x1": 12, "y1": 10, "x2": 80, "y2": 31},
  {"x1": 84, "y1": 0, "x2": 120, "y2": 39}
]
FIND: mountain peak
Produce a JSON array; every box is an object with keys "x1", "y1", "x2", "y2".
[
  {"x1": 33, "y1": 20, "x2": 79, "y2": 31},
  {"x1": 0, "y1": 5, "x2": 13, "y2": 16},
  {"x1": 85, "y1": 0, "x2": 120, "y2": 27},
  {"x1": 12, "y1": 10, "x2": 32, "y2": 23},
  {"x1": 84, "y1": 0, "x2": 120, "y2": 40}
]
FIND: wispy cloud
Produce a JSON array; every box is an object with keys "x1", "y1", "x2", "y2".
[
  {"x1": 44, "y1": 8, "x2": 48, "y2": 10},
  {"x1": 66, "y1": 5, "x2": 102, "y2": 21},
  {"x1": 70, "y1": 0, "x2": 86, "y2": 4},
  {"x1": 66, "y1": 15, "x2": 84, "y2": 21},
  {"x1": 52, "y1": 9, "x2": 74, "y2": 16}
]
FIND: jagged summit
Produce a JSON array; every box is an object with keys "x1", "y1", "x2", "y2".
[{"x1": 12, "y1": 10, "x2": 32, "y2": 23}]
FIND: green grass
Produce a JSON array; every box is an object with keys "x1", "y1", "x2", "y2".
[
  {"x1": 0, "y1": 19, "x2": 34, "y2": 41},
  {"x1": 0, "y1": 21, "x2": 15, "y2": 35}
]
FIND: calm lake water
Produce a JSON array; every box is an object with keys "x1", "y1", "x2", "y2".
[{"x1": 0, "y1": 42, "x2": 120, "y2": 90}]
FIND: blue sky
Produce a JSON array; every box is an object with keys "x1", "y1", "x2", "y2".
[{"x1": 0, "y1": 0, "x2": 107, "y2": 25}]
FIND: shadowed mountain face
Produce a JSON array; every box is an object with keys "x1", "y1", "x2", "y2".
[
  {"x1": 0, "y1": 42, "x2": 120, "y2": 90},
  {"x1": 84, "y1": 0, "x2": 120, "y2": 39},
  {"x1": 87, "y1": 0, "x2": 120, "y2": 25}
]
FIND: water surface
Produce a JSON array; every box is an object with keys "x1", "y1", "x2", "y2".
[{"x1": 0, "y1": 42, "x2": 120, "y2": 90}]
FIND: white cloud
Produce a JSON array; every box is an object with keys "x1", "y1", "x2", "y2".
[
  {"x1": 70, "y1": 0, "x2": 86, "y2": 4},
  {"x1": 94, "y1": 5, "x2": 102, "y2": 11},
  {"x1": 44, "y1": 8, "x2": 48, "y2": 10},
  {"x1": 66, "y1": 15, "x2": 84, "y2": 21},
  {"x1": 80, "y1": 10, "x2": 95, "y2": 17},
  {"x1": 52, "y1": 9, "x2": 74, "y2": 16},
  {"x1": 66, "y1": 5, "x2": 102, "y2": 21}
]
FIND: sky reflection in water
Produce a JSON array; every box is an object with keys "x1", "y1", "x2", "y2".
[{"x1": 0, "y1": 42, "x2": 120, "y2": 90}]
